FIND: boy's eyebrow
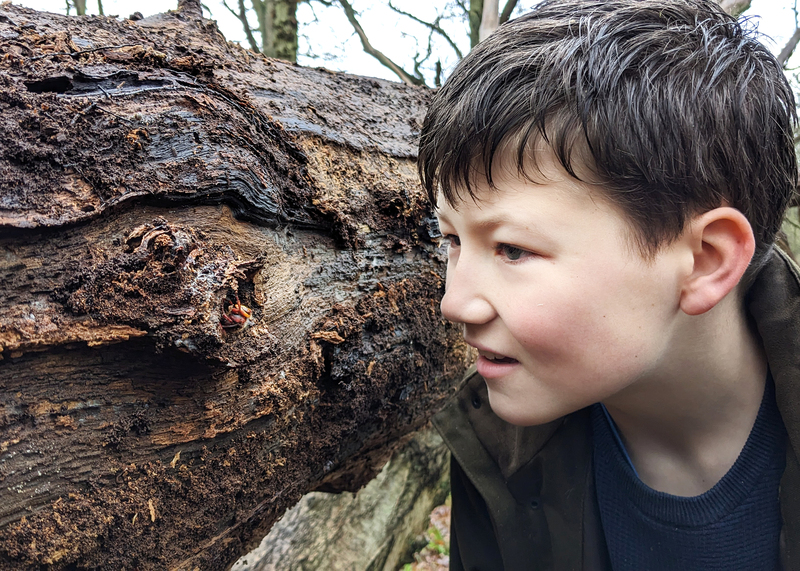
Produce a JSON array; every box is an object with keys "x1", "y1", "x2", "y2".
[{"x1": 438, "y1": 209, "x2": 546, "y2": 236}]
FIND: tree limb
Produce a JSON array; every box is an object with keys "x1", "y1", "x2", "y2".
[
  {"x1": 412, "y1": 27, "x2": 436, "y2": 80},
  {"x1": 778, "y1": 26, "x2": 800, "y2": 67},
  {"x1": 336, "y1": 0, "x2": 424, "y2": 86},
  {"x1": 223, "y1": 0, "x2": 260, "y2": 52},
  {"x1": 779, "y1": 1, "x2": 800, "y2": 67},
  {"x1": 499, "y1": 0, "x2": 517, "y2": 24},
  {"x1": 717, "y1": 0, "x2": 751, "y2": 18},
  {"x1": 387, "y1": 1, "x2": 463, "y2": 59}
]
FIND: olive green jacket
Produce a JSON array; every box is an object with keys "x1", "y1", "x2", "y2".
[{"x1": 432, "y1": 247, "x2": 800, "y2": 570}]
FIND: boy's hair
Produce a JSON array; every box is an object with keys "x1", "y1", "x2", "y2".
[{"x1": 418, "y1": 0, "x2": 797, "y2": 268}]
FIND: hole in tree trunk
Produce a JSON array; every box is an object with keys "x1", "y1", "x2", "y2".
[{"x1": 25, "y1": 75, "x2": 73, "y2": 93}]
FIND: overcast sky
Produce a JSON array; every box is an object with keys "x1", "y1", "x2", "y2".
[{"x1": 9, "y1": 0, "x2": 800, "y2": 83}]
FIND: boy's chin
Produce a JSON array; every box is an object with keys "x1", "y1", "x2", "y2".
[{"x1": 486, "y1": 394, "x2": 570, "y2": 427}]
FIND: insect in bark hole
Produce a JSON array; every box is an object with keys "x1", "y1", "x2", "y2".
[{"x1": 220, "y1": 296, "x2": 252, "y2": 329}]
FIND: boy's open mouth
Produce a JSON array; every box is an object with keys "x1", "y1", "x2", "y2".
[{"x1": 479, "y1": 351, "x2": 518, "y2": 364}]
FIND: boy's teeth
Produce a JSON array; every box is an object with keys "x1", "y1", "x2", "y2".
[{"x1": 483, "y1": 351, "x2": 515, "y2": 362}]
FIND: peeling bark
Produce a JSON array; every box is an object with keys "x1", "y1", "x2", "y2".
[{"x1": 0, "y1": 4, "x2": 469, "y2": 569}]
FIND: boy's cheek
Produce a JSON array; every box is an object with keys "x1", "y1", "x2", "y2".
[{"x1": 511, "y1": 303, "x2": 652, "y2": 368}]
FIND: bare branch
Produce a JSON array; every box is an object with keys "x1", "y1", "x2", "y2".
[
  {"x1": 410, "y1": 28, "x2": 435, "y2": 81},
  {"x1": 388, "y1": 1, "x2": 463, "y2": 59},
  {"x1": 336, "y1": 0, "x2": 425, "y2": 86},
  {"x1": 778, "y1": 27, "x2": 800, "y2": 67},
  {"x1": 717, "y1": 0, "x2": 751, "y2": 18},
  {"x1": 222, "y1": 0, "x2": 260, "y2": 52},
  {"x1": 479, "y1": 0, "x2": 499, "y2": 42},
  {"x1": 499, "y1": 0, "x2": 517, "y2": 24}
]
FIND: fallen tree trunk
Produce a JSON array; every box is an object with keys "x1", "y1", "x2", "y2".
[{"x1": 0, "y1": 3, "x2": 471, "y2": 568}]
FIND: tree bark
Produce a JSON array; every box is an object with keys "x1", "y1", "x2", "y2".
[
  {"x1": 270, "y1": 0, "x2": 298, "y2": 62},
  {"x1": 0, "y1": 4, "x2": 471, "y2": 569},
  {"x1": 479, "y1": 0, "x2": 499, "y2": 43},
  {"x1": 717, "y1": 0, "x2": 751, "y2": 18},
  {"x1": 469, "y1": 0, "x2": 483, "y2": 49},
  {"x1": 250, "y1": 0, "x2": 298, "y2": 61}
]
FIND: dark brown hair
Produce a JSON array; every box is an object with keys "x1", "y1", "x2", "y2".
[{"x1": 418, "y1": 0, "x2": 797, "y2": 264}]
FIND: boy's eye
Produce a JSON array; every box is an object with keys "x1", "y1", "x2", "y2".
[{"x1": 498, "y1": 244, "x2": 528, "y2": 261}]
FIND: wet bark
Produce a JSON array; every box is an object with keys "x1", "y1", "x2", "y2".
[{"x1": 0, "y1": 3, "x2": 471, "y2": 569}]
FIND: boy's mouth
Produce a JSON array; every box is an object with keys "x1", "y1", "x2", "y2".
[{"x1": 479, "y1": 350, "x2": 518, "y2": 364}]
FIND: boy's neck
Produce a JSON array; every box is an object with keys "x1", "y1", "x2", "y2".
[{"x1": 602, "y1": 293, "x2": 767, "y2": 497}]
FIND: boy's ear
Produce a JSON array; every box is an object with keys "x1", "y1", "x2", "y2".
[{"x1": 679, "y1": 207, "x2": 755, "y2": 316}]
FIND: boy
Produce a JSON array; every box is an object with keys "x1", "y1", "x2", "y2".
[{"x1": 418, "y1": 0, "x2": 800, "y2": 569}]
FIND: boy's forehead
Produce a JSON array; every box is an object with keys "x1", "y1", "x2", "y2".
[{"x1": 435, "y1": 145, "x2": 602, "y2": 213}]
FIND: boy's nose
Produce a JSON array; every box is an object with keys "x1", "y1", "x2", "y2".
[{"x1": 440, "y1": 263, "x2": 496, "y2": 325}]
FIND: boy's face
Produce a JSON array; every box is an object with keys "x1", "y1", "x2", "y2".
[{"x1": 435, "y1": 152, "x2": 689, "y2": 426}]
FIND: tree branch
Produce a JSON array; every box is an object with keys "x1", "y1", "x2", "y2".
[
  {"x1": 387, "y1": 1, "x2": 463, "y2": 59},
  {"x1": 717, "y1": 0, "x2": 751, "y2": 18},
  {"x1": 499, "y1": 0, "x2": 517, "y2": 24},
  {"x1": 778, "y1": 27, "x2": 800, "y2": 67},
  {"x1": 223, "y1": 0, "x2": 260, "y2": 52},
  {"x1": 336, "y1": 0, "x2": 425, "y2": 86}
]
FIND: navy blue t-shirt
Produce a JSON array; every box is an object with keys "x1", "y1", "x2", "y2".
[{"x1": 592, "y1": 374, "x2": 786, "y2": 570}]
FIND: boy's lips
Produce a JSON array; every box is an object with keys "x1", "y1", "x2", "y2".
[
  {"x1": 472, "y1": 346, "x2": 519, "y2": 379},
  {"x1": 477, "y1": 349, "x2": 517, "y2": 363},
  {"x1": 476, "y1": 354, "x2": 519, "y2": 379}
]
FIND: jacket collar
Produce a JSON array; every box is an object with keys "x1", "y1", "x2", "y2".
[{"x1": 747, "y1": 247, "x2": 800, "y2": 568}]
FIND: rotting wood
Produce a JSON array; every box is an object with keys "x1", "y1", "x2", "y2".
[{"x1": 0, "y1": 3, "x2": 471, "y2": 569}]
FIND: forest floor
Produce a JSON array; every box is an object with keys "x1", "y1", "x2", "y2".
[{"x1": 402, "y1": 502, "x2": 451, "y2": 570}]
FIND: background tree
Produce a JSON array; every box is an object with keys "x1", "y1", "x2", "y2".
[
  {"x1": 221, "y1": 0, "x2": 532, "y2": 84},
  {"x1": 66, "y1": 0, "x2": 103, "y2": 15},
  {"x1": 224, "y1": 0, "x2": 298, "y2": 60}
]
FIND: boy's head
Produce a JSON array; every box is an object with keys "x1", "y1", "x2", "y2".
[
  {"x1": 419, "y1": 0, "x2": 797, "y2": 271},
  {"x1": 418, "y1": 0, "x2": 798, "y2": 426}
]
